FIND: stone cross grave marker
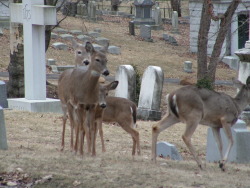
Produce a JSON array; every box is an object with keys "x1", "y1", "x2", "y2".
[
  {"x1": 115, "y1": 65, "x2": 136, "y2": 102},
  {"x1": 8, "y1": 1, "x2": 61, "y2": 113},
  {"x1": 0, "y1": 107, "x2": 8, "y2": 150},
  {"x1": 137, "y1": 66, "x2": 164, "y2": 121},
  {"x1": 10, "y1": 0, "x2": 56, "y2": 100}
]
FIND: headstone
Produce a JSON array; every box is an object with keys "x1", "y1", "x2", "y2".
[
  {"x1": 168, "y1": 36, "x2": 178, "y2": 46},
  {"x1": 115, "y1": 65, "x2": 136, "y2": 102},
  {"x1": 171, "y1": 11, "x2": 179, "y2": 34},
  {"x1": 153, "y1": 6, "x2": 162, "y2": 26},
  {"x1": 94, "y1": 28, "x2": 101, "y2": 33},
  {"x1": 51, "y1": 32, "x2": 59, "y2": 39},
  {"x1": 206, "y1": 119, "x2": 250, "y2": 163},
  {"x1": 222, "y1": 56, "x2": 239, "y2": 70},
  {"x1": 0, "y1": 107, "x2": 8, "y2": 150},
  {"x1": 95, "y1": 37, "x2": 109, "y2": 46},
  {"x1": 0, "y1": 81, "x2": 8, "y2": 108},
  {"x1": 108, "y1": 46, "x2": 121, "y2": 55},
  {"x1": 129, "y1": 21, "x2": 135, "y2": 35},
  {"x1": 92, "y1": 43, "x2": 103, "y2": 51},
  {"x1": 69, "y1": 30, "x2": 82, "y2": 35},
  {"x1": 137, "y1": 66, "x2": 164, "y2": 121},
  {"x1": 53, "y1": 27, "x2": 68, "y2": 34},
  {"x1": 77, "y1": 34, "x2": 91, "y2": 42},
  {"x1": 52, "y1": 42, "x2": 68, "y2": 50},
  {"x1": 47, "y1": 59, "x2": 56, "y2": 66},
  {"x1": 162, "y1": 33, "x2": 169, "y2": 41},
  {"x1": 0, "y1": 28, "x2": 3, "y2": 36},
  {"x1": 140, "y1": 25, "x2": 152, "y2": 42},
  {"x1": 183, "y1": 61, "x2": 193, "y2": 73},
  {"x1": 157, "y1": 141, "x2": 182, "y2": 160},
  {"x1": 60, "y1": 34, "x2": 74, "y2": 41},
  {"x1": 133, "y1": 0, "x2": 155, "y2": 25},
  {"x1": 8, "y1": 0, "x2": 61, "y2": 113},
  {"x1": 88, "y1": 31, "x2": 100, "y2": 38},
  {"x1": 88, "y1": 1, "x2": 97, "y2": 20}
]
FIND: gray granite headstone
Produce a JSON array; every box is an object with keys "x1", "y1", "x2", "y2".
[
  {"x1": 171, "y1": 11, "x2": 179, "y2": 33},
  {"x1": 88, "y1": 31, "x2": 100, "y2": 38},
  {"x1": 52, "y1": 42, "x2": 68, "y2": 50},
  {"x1": 137, "y1": 66, "x2": 164, "y2": 121},
  {"x1": 129, "y1": 21, "x2": 135, "y2": 35},
  {"x1": 183, "y1": 61, "x2": 193, "y2": 73},
  {"x1": 115, "y1": 65, "x2": 136, "y2": 102},
  {"x1": 0, "y1": 107, "x2": 8, "y2": 150},
  {"x1": 95, "y1": 37, "x2": 109, "y2": 46},
  {"x1": 60, "y1": 34, "x2": 74, "y2": 41},
  {"x1": 47, "y1": 59, "x2": 56, "y2": 66},
  {"x1": 206, "y1": 119, "x2": 250, "y2": 163},
  {"x1": 157, "y1": 141, "x2": 182, "y2": 160},
  {"x1": 140, "y1": 25, "x2": 152, "y2": 42},
  {"x1": 0, "y1": 81, "x2": 8, "y2": 108},
  {"x1": 77, "y1": 35, "x2": 91, "y2": 42},
  {"x1": 108, "y1": 46, "x2": 121, "y2": 55}
]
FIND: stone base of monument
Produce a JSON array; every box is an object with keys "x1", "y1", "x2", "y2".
[
  {"x1": 157, "y1": 141, "x2": 182, "y2": 160},
  {"x1": 133, "y1": 18, "x2": 155, "y2": 26},
  {"x1": 137, "y1": 108, "x2": 161, "y2": 121},
  {"x1": 0, "y1": 107, "x2": 8, "y2": 150},
  {"x1": 8, "y1": 98, "x2": 62, "y2": 113},
  {"x1": 206, "y1": 119, "x2": 250, "y2": 163}
]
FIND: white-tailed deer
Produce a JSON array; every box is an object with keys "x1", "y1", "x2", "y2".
[
  {"x1": 95, "y1": 96, "x2": 141, "y2": 155},
  {"x1": 152, "y1": 77, "x2": 250, "y2": 171},
  {"x1": 58, "y1": 41, "x2": 109, "y2": 156}
]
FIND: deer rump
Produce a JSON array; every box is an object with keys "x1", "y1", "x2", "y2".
[{"x1": 168, "y1": 85, "x2": 239, "y2": 127}]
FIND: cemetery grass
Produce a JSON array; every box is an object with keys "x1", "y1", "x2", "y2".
[{"x1": 1, "y1": 109, "x2": 250, "y2": 188}]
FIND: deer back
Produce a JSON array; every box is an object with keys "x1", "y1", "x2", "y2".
[
  {"x1": 102, "y1": 97, "x2": 137, "y2": 124},
  {"x1": 168, "y1": 85, "x2": 242, "y2": 127}
]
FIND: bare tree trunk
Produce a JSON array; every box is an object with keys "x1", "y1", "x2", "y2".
[
  {"x1": 170, "y1": 0, "x2": 181, "y2": 17},
  {"x1": 8, "y1": 1, "x2": 24, "y2": 98},
  {"x1": 197, "y1": 0, "x2": 211, "y2": 80}
]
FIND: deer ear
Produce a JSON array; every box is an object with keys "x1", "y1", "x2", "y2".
[
  {"x1": 85, "y1": 42, "x2": 95, "y2": 54},
  {"x1": 109, "y1": 81, "x2": 119, "y2": 90},
  {"x1": 246, "y1": 76, "x2": 250, "y2": 87}
]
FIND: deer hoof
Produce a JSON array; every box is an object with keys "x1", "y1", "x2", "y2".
[{"x1": 219, "y1": 161, "x2": 226, "y2": 171}]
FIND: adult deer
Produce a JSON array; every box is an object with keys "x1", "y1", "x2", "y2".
[
  {"x1": 58, "y1": 41, "x2": 109, "y2": 156},
  {"x1": 95, "y1": 96, "x2": 141, "y2": 156},
  {"x1": 152, "y1": 77, "x2": 250, "y2": 171}
]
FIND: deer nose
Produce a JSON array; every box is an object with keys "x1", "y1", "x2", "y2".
[
  {"x1": 83, "y1": 60, "x2": 90, "y2": 66},
  {"x1": 102, "y1": 70, "x2": 109, "y2": 76},
  {"x1": 100, "y1": 103, "x2": 106, "y2": 108}
]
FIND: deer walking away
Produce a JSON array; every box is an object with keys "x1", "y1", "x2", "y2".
[{"x1": 152, "y1": 76, "x2": 250, "y2": 171}]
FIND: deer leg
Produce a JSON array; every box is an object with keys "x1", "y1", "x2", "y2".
[
  {"x1": 220, "y1": 121, "x2": 233, "y2": 171},
  {"x1": 68, "y1": 104, "x2": 75, "y2": 152},
  {"x1": 97, "y1": 118, "x2": 106, "y2": 152},
  {"x1": 182, "y1": 120, "x2": 203, "y2": 169},
  {"x1": 84, "y1": 110, "x2": 91, "y2": 154},
  {"x1": 151, "y1": 114, "x2": 179, "y2": 162},
  {"x1": 61, "y1": 105, "x2": 68, "y2": 151},
  {"x1": 211, "y1": 127, "x2": 223, "y2": 159},
  {"x1": 87, "y1": 107, "x2": 97, "y2": 156}
]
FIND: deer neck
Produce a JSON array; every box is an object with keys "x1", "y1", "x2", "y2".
[{"x1": 234, "y1": 87, "x2": 249, "y2": 113}]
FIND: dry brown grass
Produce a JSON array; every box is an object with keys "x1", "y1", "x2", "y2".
[
  {"x1": 1, "y1": 8, "x2": 249, "y2": 188},
  {"x1": 1, "y1": 110, "x2": 250, "y2": 187}
]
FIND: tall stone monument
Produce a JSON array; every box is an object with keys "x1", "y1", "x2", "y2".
[{"x1": 133, "y1": 0, "x2": 155, "y2": 25}]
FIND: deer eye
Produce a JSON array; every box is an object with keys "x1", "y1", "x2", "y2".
[
  {"x1": 77, "y1": 51, "x2": 82, "y2": 55},
  {"x1": 96, "y1": 58, "x2": 100, "y2": 62}
]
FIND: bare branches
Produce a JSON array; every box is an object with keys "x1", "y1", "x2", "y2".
[{"x1": 0, "y1": 0, "x2": 9, "y2": 8}]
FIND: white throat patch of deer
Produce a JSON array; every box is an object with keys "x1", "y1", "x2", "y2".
[{"x1": 152, "y1": 76, "x2": 250, "y2": 171}]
